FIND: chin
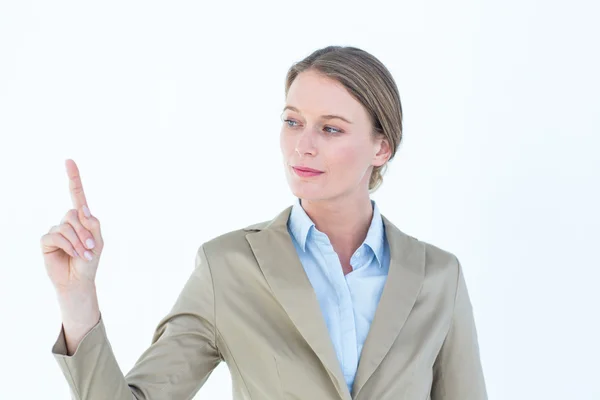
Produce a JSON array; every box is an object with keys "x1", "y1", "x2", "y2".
[
  {"x1": 288, "y1": 182, "x2": 335, "y2": 202},
  {"x1": 289, "y1": 182, "x2": 317, "y2": 199}
]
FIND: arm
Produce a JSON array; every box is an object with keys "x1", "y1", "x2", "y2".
[
  {"x1": 51, "y1": 244, "x2": 222, "y2": 400},
  {"x1": 431, "y1": 256, "x2": 488, "y2": 400}
]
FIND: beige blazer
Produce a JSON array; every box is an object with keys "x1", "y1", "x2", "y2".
[{"x1": 51, "y1": 205, "x2": 488, "y2": 399}]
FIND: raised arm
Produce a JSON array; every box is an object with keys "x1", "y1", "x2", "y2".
[
  {"x1": 51, "y1": 244, "x2": 222, "y2": 399},
  {"x1": 43, "y1": 159, "x2": 221, "y2": 399}
]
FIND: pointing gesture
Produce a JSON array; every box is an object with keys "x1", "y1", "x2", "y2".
[
  {"x1": 66, "y1": 159, "x2": 90, "y2": 218},
  {"x1": 41, "y1": 159, "x2": 105, "y2": 294}
]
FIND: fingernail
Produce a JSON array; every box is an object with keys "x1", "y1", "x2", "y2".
[
  {"x1": 86, "y1": 238, "x2": 95, "y2": 249},
  {"x1": 84, "y1": 251, "x2": 93, "y2": 261},
  {"x1": 82, "y1": 205, "x2": 91, "y2": 218}
]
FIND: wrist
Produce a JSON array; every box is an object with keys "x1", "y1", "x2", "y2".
[{"x1": 56, "y1": 286, "x2": 100, "y2": 325}]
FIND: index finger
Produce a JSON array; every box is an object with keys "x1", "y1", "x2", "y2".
[{"x1": 65, "y1": 159, "x2": 89, "y2": 210}]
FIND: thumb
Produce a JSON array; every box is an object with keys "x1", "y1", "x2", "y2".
[{"x1": 78, "y1": 205, "x2": 103, "y2": 248}]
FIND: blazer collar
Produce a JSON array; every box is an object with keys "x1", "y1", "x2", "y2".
[{"x1": 244, "y1": 205, "x2": 425, "y2": 400}]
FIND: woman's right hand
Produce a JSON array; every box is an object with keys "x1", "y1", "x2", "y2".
[{"x1": 40, "y1": 159, "x2": 105, "y2": 294}]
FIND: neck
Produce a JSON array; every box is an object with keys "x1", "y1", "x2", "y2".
[{"x1": 300, "y1": 194, "x2": 374, "y2": 254}]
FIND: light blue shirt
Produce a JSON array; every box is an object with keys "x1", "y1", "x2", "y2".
[{"x1": 286, "y1": 198, "x2": 390, "y2": 394}]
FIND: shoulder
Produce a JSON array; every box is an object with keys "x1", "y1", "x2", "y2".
[
  {"x1": 391, "y1": 232, "x2": 464, "y2": 303},
  {"x1": 385, "y1": 217, "x2": 460, "y2": 282},
  {"x1": 198, "y1": 205, "x2": 293, "y2": 257},
  {"x1": 413, "y1": 237, "x2": 462, "y2": 291},
  {"x1": 197, "y1": 217, "x2": 273, "y2": 261},
  {"x1": 382, "y1": 214, "x2": 459, "y2": 272},
  {"x1": 420, "y1": 238, "x2": 459, "y2": 268}
]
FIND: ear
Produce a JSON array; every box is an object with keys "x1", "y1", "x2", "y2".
[{"x1": 372, "y1": 135, "x2": 392, "y2": 167}]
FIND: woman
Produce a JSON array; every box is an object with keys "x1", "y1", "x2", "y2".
[{"x1": 42, "y1": 46, "x2": 487, "y2": 399}]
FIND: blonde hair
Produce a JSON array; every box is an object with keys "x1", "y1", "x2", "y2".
[{"x1": 284, "y1": 46, "x2": 403, "y2": 192}]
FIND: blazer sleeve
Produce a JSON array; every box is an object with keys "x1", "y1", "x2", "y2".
[
  {"x1": 431, "y1": 256, "x2": 488, "y2": 400},
  {"x1": 51, "y1": 244, "x2": 222, "y2": 400}
]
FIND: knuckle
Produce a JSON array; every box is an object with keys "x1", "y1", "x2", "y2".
[
  {"x1": 65, "y1": 209, "x2": 78, "y2": 221},
  {"x1": 61, "y1": 210, "x2": 76, "y2": 225},
  {"x1": 58, "y1": 223, "x2": 72, "y2": 234},
  {"x1": 88, "y1": 216, "x2": 100, "y2": 227}
]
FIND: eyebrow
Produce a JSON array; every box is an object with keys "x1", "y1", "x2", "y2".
[{"x1": 283, "y1": 105, "x2": 353, "y2": 124}]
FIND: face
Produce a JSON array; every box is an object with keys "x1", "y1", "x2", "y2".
[{"x1": 280, "y1": 69, "x2": 390, "y2": 202}]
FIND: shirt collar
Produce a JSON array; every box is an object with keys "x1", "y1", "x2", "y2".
[
  {"x1": 287, "y1": 197, "x2": 315, "y2": 252},
  {"x1": 363, "y1": 200, "x2": 386, "y2": 268},
  {"x1": 287, "y1": 197, "x2": 386, "y2": 268}
]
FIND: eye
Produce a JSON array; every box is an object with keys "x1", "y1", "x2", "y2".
[
  {"x1": 282, "y1": 118, "x2": 342, "y2": 134},
  {"x1": 324, "y1": 126, "x2": 342, "y2": 134},
  {"x1": 283, "y1": 119, "x2": 298, "y2": 128}
]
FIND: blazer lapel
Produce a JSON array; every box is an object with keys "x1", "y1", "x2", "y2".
[
  {"x1": 244, "y1": 206, "x2": 352, "y2": 400},
  {"x1": 351, "y1": 214, "x2": 426, "y2": 399}
]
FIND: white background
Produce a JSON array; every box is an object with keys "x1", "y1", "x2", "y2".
[{"x1": 1, "y1": 0, "x2": 599, "y2": 399}]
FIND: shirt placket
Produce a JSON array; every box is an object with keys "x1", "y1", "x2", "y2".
[{"x1": 318, "y1": 237, "x2": 359, "y2": 390}]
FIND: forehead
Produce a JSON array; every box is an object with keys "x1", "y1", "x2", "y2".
[{"x1": 286, "y1": 70, "x2": 365, "y2": 118}]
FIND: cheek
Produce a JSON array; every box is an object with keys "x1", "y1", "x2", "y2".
[{"x1": 327, "y1": 144, "x2": 366, "y2": 172}]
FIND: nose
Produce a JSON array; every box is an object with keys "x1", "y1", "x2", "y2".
[{"x1": 294, "y1": 129, "x2": 317, "y2": 157}]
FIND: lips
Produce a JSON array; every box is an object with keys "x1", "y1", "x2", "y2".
[
  {"x1": 292, "y1": 166, "x2": 324, "y2": 177},
  {"x1": 293, "y1": 166, "x2": 323, "y2": 173}
]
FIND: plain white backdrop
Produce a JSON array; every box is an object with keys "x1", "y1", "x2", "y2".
[{"x1": 1, "y1": 0, "x2": 599, "y2": 398}]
